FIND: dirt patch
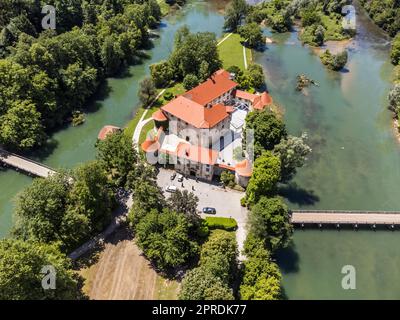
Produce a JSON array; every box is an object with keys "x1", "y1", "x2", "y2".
[
  {"x1": 78, "y1": 227, "x2": 180, "y2": 300},
  {"x1": 79, "y1": 228, "x2": 156, "y2": 300}
]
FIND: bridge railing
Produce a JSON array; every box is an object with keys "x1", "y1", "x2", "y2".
[
  {"x1": 291, "y1": 210, "x2": 400, "y2": 215},
  {"x1": 0, "y1": 148, "x2": 55, "y2": 172}
]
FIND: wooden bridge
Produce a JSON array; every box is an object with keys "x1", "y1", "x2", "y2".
[
  {"x1": 291, "y1": 210, "x2": 400, "y2": 228},
  {"x1": 0, "y1": 149, "x2": 56, "y2": 178}
]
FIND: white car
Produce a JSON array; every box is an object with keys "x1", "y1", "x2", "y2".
[
  {"x1": 165, "y1": 185, "x2": 177, "y2": 193},
  {"x1": 177, "y1": 174, "x2": 184, "y2": 182}
]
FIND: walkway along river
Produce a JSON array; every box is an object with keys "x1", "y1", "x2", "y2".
[{"x1": 0, "y1": 0, "x2": 400, "y2": 299}]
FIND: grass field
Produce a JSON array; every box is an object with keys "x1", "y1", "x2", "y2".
[
  {"x1": 139, "y1": 120, "x2": 155, "y2": 144},
  {"x1": 218, "y1": 33, "x2": 252, "y2": 71}
]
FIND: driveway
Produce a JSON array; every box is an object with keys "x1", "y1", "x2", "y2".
[{"x1": 157, "y1": 168, "x2": 248, "y2": 260}]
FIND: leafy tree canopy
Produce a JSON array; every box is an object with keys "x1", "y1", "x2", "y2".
[{"x1": 0, "y1": 239, "x2": 85, "y2": 300}]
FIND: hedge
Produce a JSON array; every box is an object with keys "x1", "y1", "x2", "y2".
[{"x1": 205, "y1": 217, "x2": 238, "y2": 231}]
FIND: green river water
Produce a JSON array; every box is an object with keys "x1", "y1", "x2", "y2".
[{"x1": 0, "y1": 0, "x2": 399, "y2": 299}]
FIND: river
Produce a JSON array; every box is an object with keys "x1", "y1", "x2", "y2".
[{"x1": 0, "y1": 0, "x2": 399, "y2": 299}]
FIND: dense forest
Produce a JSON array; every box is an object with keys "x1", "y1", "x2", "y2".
[
  {"x1": 0, "y1": 0, "x2": 163, "y2": 150},
  {"x1": 359, "y1": 0, "x2": 400, "y2": 37}
]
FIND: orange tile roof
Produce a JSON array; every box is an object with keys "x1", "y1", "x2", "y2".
[
  {"x1": 176, "y1": 142, "x2": 218, "y2": 165},
  {"x1": 141, "y1": 139, "x2": 160, "y2": 153},
  {"x1": 152, "y1": 109, "x2": 168, "y2": 122},
  {"x1": 235, "y1": 90, "x2": 258, "y2": 102},
  {"x1": 98, "y1": 125, "x2": 120, "y2": 140},
  {"x1": 235, "y1": 159, "x2": 253, "y2": 177},
  {"x1": 183, "y1": 69, "x2": 237, "y2": 106},
  {"x1": 254, "y1": 92, "x2": 273, "y2": 110},
  {"x1": 141, "y1": 127, "x2": 164, "y2": 153},
  {"x1": 161, "y1": 96, "x2": 230, "y2": 128}
]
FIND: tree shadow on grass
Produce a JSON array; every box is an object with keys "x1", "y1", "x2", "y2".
[{"x1": 278, "y1": 182, "x2": 320, "y2": 206}]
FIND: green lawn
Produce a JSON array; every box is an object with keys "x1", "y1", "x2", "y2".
[
  {"x1": 124, "y1": 107, "x2": 146, "y2": 139},
  {"x1": 139, "y1": 120, "x2": 155, "y2": 144},
  {"x1": 205, "y1": 217, "x2": 238, "y2": 231},
  {"x1": 218, "y1": 33, "x2": 252, "y2": 71}
]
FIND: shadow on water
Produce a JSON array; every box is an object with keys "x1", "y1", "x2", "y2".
[
  {"x1": 278, "y1": 182, "x2": 320, "y2": 206},
  {"x1": 25, "y1": 138, "x2": 59, "y2": 163},
  {"x1": 275, "y1": 243, "x2": 300, "y2": 275}
]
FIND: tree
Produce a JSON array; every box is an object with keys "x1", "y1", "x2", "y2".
[
  {"x1": 220, "y1": 170, "x2": 236, "y2": 188},
  {"x1": 167, "y1": 189, "x2": 200, "y2": 226},
  {"x1": 0, "y1": 100, "x2": 46, "y2": 150},
  {"x1": 273, "y1": 133, "x2": 312, "y2": 182},
  {"x1": 248, "y1": 196, "x2": 293, "y2": 251},
  {"x1": 150, "y1": 60, "x2": 173, "y2": 88},
  {"x1": 174, "y1": 25, "x2": 190, "y2": 47},
  {"x1": 388, "y1": 84, "x2": 400, "y2": 114},
  {"x1": 245, "y1": 151, "x2": 281, "y2": 206},
  {"x1": 247, "y1": 63, "x2": 265, "y2": 88},
  {"x1": 238, "y1": 23, "x2": 264, "y2": 49},
  {"x1": 66, "y1": 161, "x2": 114, "y2": 244},
  {"x1": 300, "y1": 7, "x2": 321, "y2": 26},
  {"x1": 239, "y1": 245, "x2": 282, "y2": 300},
  {"x1": 223, "y1": 0, "x2": 248, "y2": 31},
  {"x1": 138, "y1": 77, "x2": 157, "y2": 106},
  {"x1": 135, "y1": 209, "x2": 199, "y2": 270},
  {"x1": 128, "y1": 176, "x2": 165, "y2": 227},
  {"x1": 269, "y1": 12, "x2": 292, "y2": 33},
  {"x1": 96, "y1": 130, "x2": 139, "y2": 187},
  {"x1": 391, "y1": 33, "x2": 400, "y2": 65},
  {"x1": 179, "y1": 266, "x2": 234, "y2": 300},
  {"x1": 200, "y1": 230, "x2": 238, "y2": 284},
  {"x1": 320, "y1": 49, "x2": 348, "y2": 71},
  {"x1": 13, "y1": 162, "x2": 114, "y2": 252},
  {"x1": 301, "y1": 24, "x2": 325, "y2": 46},
  {"x1": 13, "y1": 172, "x2": 71, "y2": 246},
  {"x1": 183, "y1": 73, "x2": 199, "y2": 90},
  {"x1": 0, "y1": 239, "x2": 85, "y2": 300},
  {"x1": 245, "y1": 108, "x2": 287, "y2": 157},
  {"x1": 169, "y1": 31, "x2": 221, "y2": 81}
]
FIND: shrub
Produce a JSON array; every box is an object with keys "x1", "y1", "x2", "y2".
[
  {"x1": 183, "y1": 73, "x2": 199, "y2": 90},
  {"x1": 205, "y1": 217, "x2": 238, "y2": 231},
  {"x1": 220, "y1": 171, "x2": 236, "y2": 188},
  {"x1": 320, "y1": 49, "x2": 348, "y2": 71},
  {"x1": 391, "y1": 34, "x2": 400, "y2": 65},
  {"x1": 163, "y1": 91, "x2": 174, "y2": 101}
]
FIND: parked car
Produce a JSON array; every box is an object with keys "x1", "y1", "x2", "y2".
[
  {"x1": 177, "y1": 174, "x2": 184, "y2": 182},
  {"x1": 170, "y1": 172, "x2": 176, "y2": 180},
  {"x1": 202, "y1": 207, "x2": 216, "y2": 214},
  {"x1": 165, "y1": 185, "x2": 177, "y2": 193}
]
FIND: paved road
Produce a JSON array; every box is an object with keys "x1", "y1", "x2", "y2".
[
  {"x1": 291, "y1": 211, "x2": 400, "y2": 225},
  {"x1": 157, "y1": 168, "x2": 248, "y2": 260}
]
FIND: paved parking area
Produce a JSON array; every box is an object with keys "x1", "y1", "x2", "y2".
[{"x1": 157, "y1": 168, "x2": 248, "y2": 259}]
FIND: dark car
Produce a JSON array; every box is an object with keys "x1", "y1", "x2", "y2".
[
  {"x1": 170, "y1": 172, "x2": 176, "y2": 180},
  {"x1": 202, "y1": 207, "x2": 216, "y2": 214}
]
